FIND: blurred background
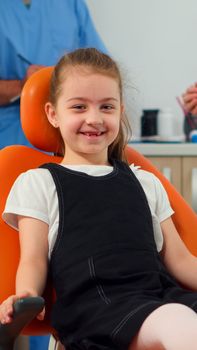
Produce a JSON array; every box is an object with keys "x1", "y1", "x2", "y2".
[{"x1": 87, "y1": 0, "x2": 197, "y2": 139}]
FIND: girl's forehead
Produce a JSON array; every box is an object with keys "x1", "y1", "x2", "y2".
[
  {"x1": 60, "y1": 74, "x2": 120, "y2": 103},
  {"x1": 61, "y1": 67, "x2": 120, "y2": 91}
]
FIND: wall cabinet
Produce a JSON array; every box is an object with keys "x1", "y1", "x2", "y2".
[
  {"x1": 130, "y1": 143, "x2": 197, "y2": 212},
  {"x1": 182, "y1": 157, "x2": 197, "y2": 211},
  {"x1": 147, "y1": 156, "x2": 182, "y2": 193},
  {"x1": 147, "y1": 156, "x2": 197, "y2": 212}
]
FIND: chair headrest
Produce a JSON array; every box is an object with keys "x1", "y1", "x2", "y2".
[{"x1": 20, "y1": 66, "x2": 62, "y2": 154}]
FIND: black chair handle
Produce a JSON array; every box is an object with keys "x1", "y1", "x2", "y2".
[{"x1": 0, "y1": 297, "x2": 45, "y2": 350}]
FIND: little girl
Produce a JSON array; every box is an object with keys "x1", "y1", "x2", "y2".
[{"x1": 1, "y1": 48, "x2": 197, "y2": 350}]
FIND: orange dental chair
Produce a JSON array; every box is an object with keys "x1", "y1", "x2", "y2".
[{"x1": 0, "y1": 67, "x2": 197, "y2": 350}]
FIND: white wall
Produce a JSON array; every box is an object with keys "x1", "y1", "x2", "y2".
[{"x1": 86, "y1": 0, "x2": 197, "y2": 138}]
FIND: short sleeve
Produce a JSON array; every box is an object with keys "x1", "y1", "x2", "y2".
[
  {"x1": 151, "y1": 173, "x2": 174, "y2": 222},
  {"x1": 130, "y1": 164, "x2": 174, "y2": 222},
  {"x1": 130, "y1": 165, "x2": 174, "y2": 252},
  {"x1": 2, "y1": 168, "x2": 52, "y2": 230}
]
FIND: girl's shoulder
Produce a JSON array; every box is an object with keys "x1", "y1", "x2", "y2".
[
  {"x1": 129, "y1": 163, "x2": 174, "y2": 221},
  {"x1": 129, "y1": 163, "x2": 160, "y2": 185},
  {"x1": 14, "y1": 167, "x2": 54, "y2": 187},
  {"x1": 129, "y1": 163, "x2": 169, "y2": 199},
  {"x1": 6, "y1": 167, "x2": 55, "y2": 209},
  {"x1": 3, "y1": 168, "x2": 56, "y2": 229}
]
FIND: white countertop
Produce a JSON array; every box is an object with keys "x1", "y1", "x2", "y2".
[{"x1": 129, "y1": 142, "x2": 197, "y2": 156}]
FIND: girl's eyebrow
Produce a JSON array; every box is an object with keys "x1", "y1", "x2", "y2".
[{"x1": 66, "y1": 97, "x2": 119, "y2": 102}]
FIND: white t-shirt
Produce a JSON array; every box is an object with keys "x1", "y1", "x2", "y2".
[{"x1": 2, "y1": 163, "x2": 174, "y2": 258}]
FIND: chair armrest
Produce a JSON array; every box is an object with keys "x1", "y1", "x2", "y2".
[{"x1": 0, "y1": 297, "x2": 45, "y2": 350}]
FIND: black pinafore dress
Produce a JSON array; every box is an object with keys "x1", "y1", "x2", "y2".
[{"x1": 41, "y1": 160, "x2": 197, "y2": 350}]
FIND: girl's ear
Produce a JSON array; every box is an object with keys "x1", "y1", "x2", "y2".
[{"x1": 45, "y1": 102, "x2": 59, "y2": 128}]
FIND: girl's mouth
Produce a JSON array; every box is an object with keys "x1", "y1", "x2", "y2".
[{"x1": 79, "y1": 131, "x2": 105, "y2": 137}]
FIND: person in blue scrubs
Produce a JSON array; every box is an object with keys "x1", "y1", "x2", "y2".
[
  {"x1": 0, "y1": 0, "x2": 107, "y2": 149},
  {"x1": 0, "y1": 1, "x2": 106, "y2": 349}
]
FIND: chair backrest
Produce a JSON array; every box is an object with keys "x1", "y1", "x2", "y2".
[
  {"x1": 0, "y1": 67, "x2": 62, "y2": 335},
  {"x1": 0, "y1": 67, "x2": 197, "y2": 336}
]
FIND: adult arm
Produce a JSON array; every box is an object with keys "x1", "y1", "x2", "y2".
[
  {"x1": 0, "y1": 80, "x2": 22, "y2": 105},
  {"x1": 0, "y1": 65, "x2": 44, "y2": 106},
  {"x1": 161, "y1": 217, "x2": 197, "y2": 290}
]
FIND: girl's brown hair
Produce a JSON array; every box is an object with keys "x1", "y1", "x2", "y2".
[{"x1": 49, "y1": 48, "x2": 132, "y2": 161}]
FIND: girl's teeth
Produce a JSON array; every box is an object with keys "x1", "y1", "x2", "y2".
[{"x1": 85, "y1": 132, "x2": 101, "y2": 136}]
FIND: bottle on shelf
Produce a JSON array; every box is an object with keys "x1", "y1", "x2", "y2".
[
  {"x1": 141, "y1": 109, "x2": 159, "y2": 141},
  {"x1": 158, "y1": 108, "x2": 175, "y2": 140}
]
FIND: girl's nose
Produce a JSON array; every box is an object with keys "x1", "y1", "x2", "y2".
[{"x1": 86, "y1": 110, "x2": 103, "y2": 125}]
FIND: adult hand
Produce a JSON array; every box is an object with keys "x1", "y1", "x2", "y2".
[{"x1": 182, "y1": 83, "x2": 197, "y2": 115}]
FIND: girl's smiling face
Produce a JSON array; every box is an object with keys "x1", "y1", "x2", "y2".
[{"x1": 45, "y1": 68, "x2": 123, "y2": 165}]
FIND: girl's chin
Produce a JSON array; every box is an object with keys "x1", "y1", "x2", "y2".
[{"x1": 76, "y1": 148, "x2": 107, "y2": 159}]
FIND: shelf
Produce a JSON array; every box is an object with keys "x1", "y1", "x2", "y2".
[{"x1": 129, "y1": 142, "x2": 197, "y2": 156}]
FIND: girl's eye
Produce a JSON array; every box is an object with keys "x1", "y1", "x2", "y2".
[
  {"x1": 101, "y1": 104, "x2": 115, "y2": 111},
  {"x1": 72, "y1": 105, "x2": 87, "y2": 110}
]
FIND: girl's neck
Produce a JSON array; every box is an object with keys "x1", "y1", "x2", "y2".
[{"x1": 61, "y1": 153, "x2": 110, "y2": 166}]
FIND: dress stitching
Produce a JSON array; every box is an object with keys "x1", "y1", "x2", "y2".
[
  {"x1": 190, "y1": 300, "x2": 197, "y2": 309},
  {"x1": 111, "y1": 301, "x2": 161, "y2": 339},
  {"x1": 88, "y1": 257, "x2": 111, "y2": 305},
  {"x1": 48, "y1": 170, "x2": 65, "y2": 258}
]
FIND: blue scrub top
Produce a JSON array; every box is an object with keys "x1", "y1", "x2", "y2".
[{"x1": 0, "y1": 0, "x2": 107, "y2": 148}]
